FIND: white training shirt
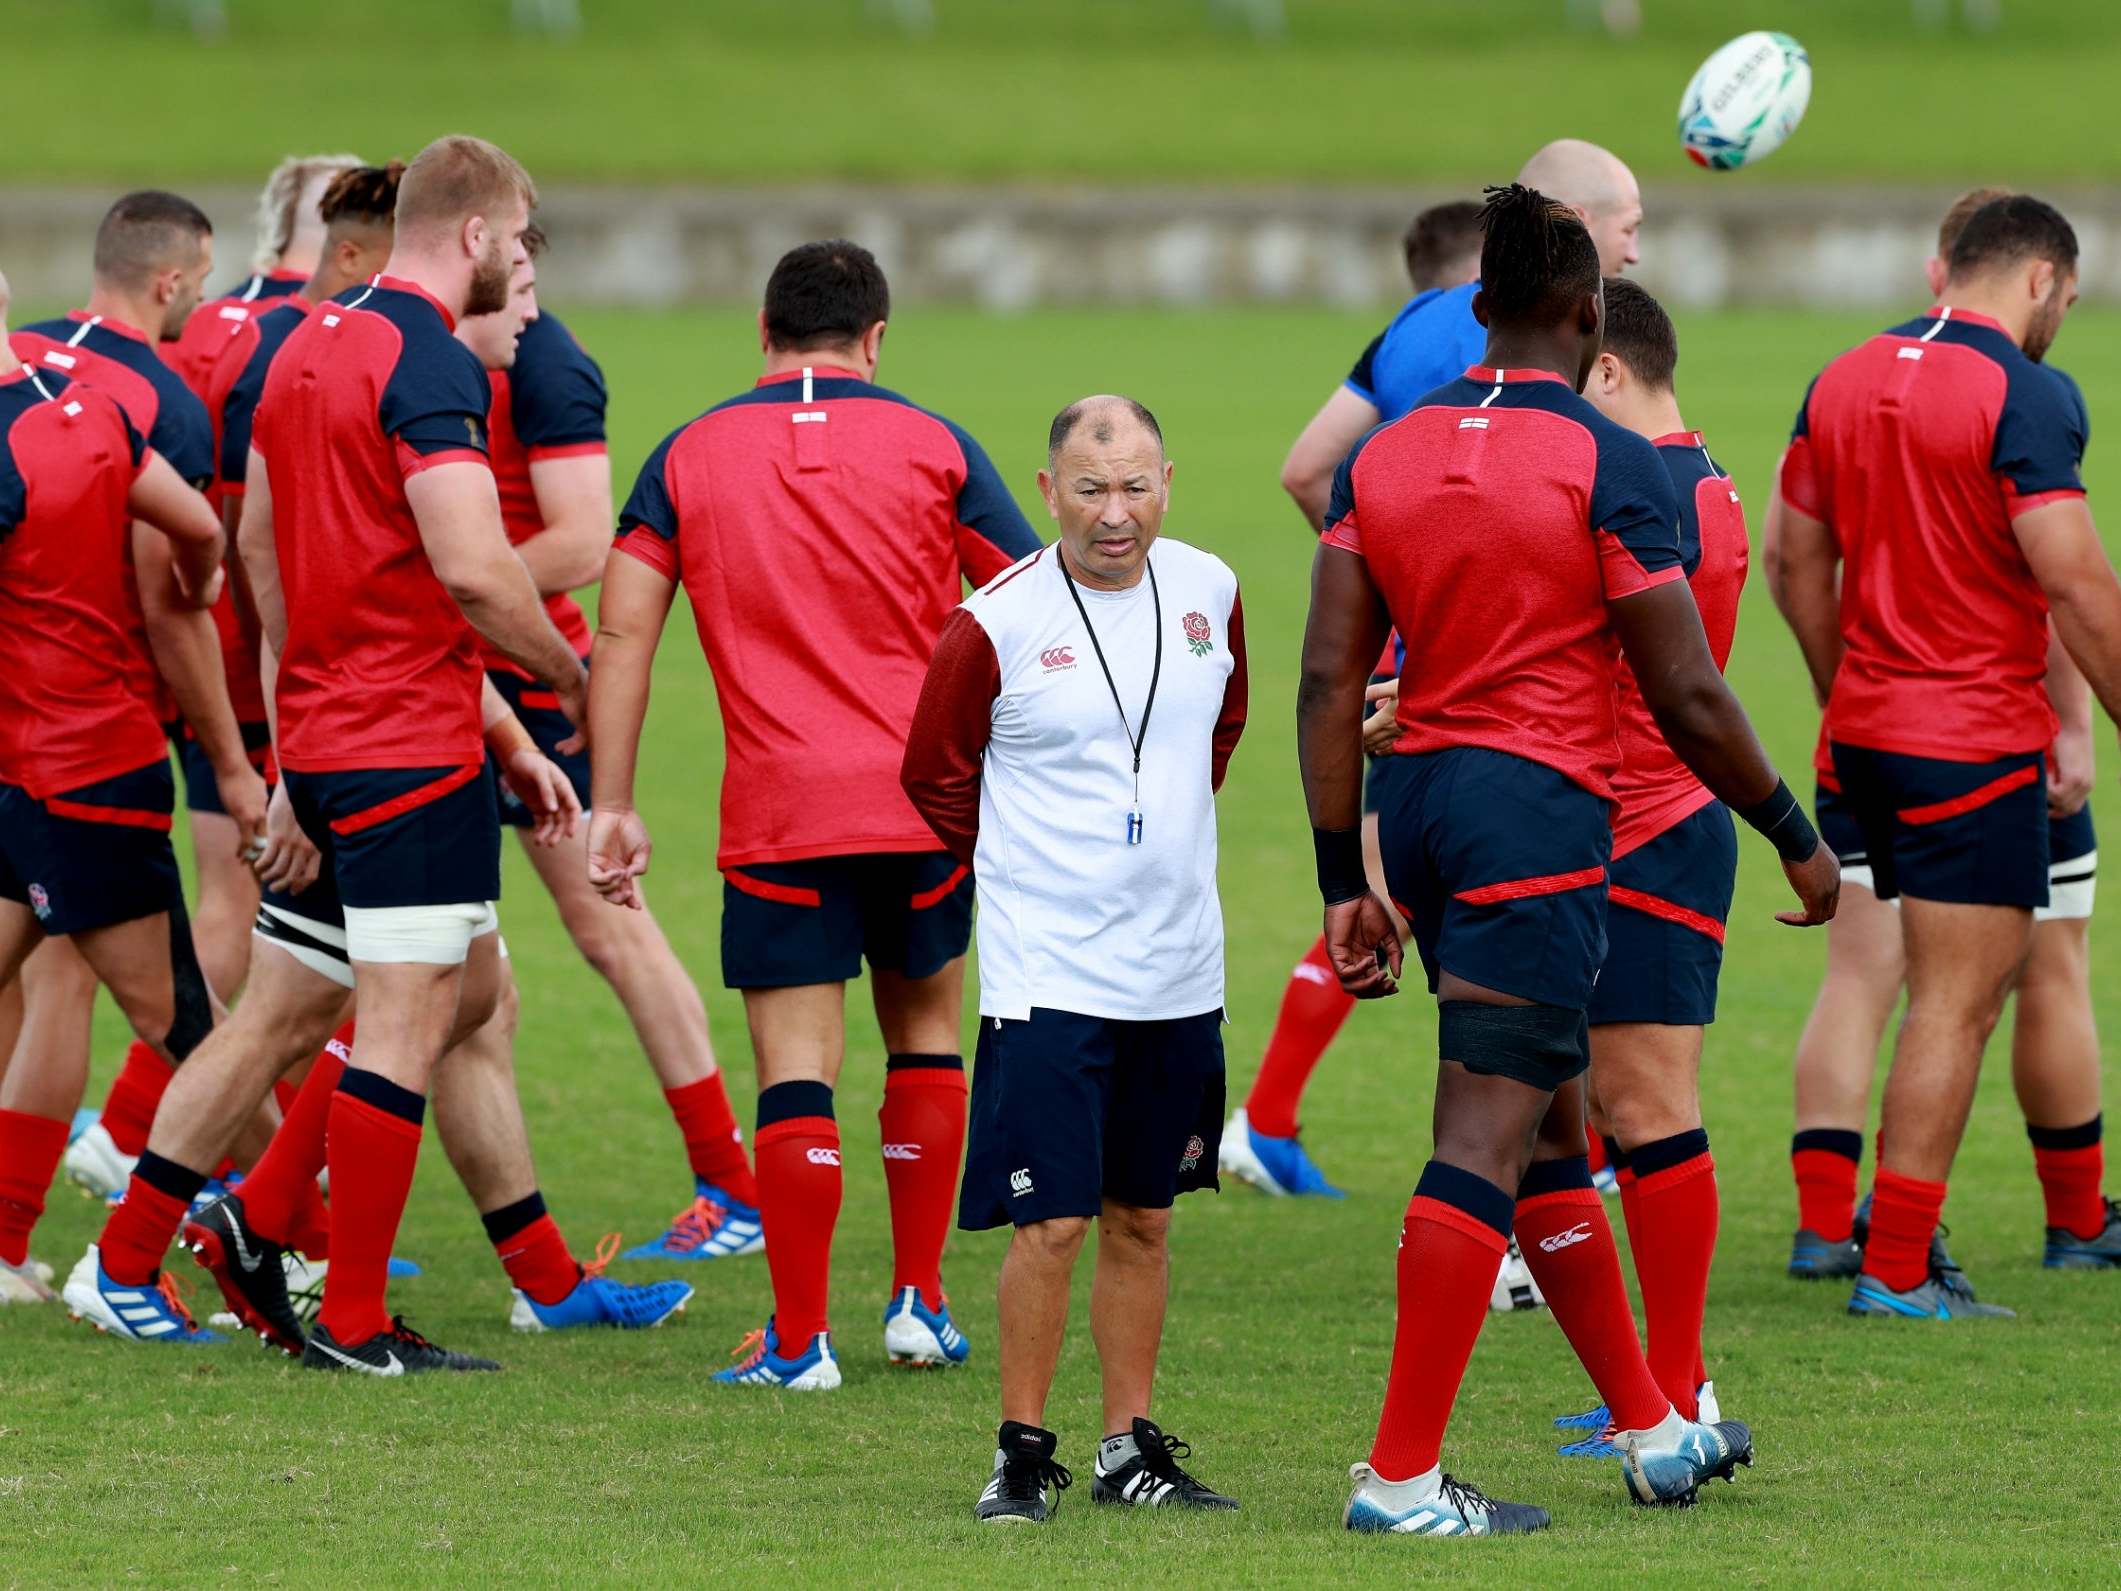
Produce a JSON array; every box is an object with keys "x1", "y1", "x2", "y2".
[{"x1": 901, "y1": 537, "x2": 1248, "y2": 1022}]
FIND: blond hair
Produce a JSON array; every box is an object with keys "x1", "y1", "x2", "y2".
[
  {"x1": 394, "y1": 135, "x2": 537, "y2": 242},
  {"x1": 250, "y1": 153, "x2": 365, "y2": 273}
]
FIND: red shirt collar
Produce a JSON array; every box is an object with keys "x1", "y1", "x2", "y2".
[
  {"x1": 757, "y1": 365, "x2": 864, "y2": 387},
  {"x1": 65, "y1": 308, "x2": 150, "y2": 345},
  {"x1": 1651, "y1": 429, "x2": 1703, "y2": 448},
  {"x1": 1463, "y1": 365, "x2": 1569, "y2": 386},
  {"x1": 1927, "y1": 304, "x2": 2008, "y2": 335},
  {"x1": 371, "y1": 274, "x2": 457, "y2": 331}
]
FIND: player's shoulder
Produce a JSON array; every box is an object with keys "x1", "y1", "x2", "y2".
[
  {"x1": 845, "y1": 378, "x2": 978, "y2": 452},
  {"x1": 515, "y1": 309, "x2": 602, "y2": 380},
  {"x1": 1150, "y1": 535, "x2": 1238, "y2": 597},
  {"x1": 1654, "y1": 428, "x2": 1727, "y2": 485},
  {"x1": 963, "y1": 542, "x2": 1056, "y2": 619},
  {"x1": 1379, "y1": 282, "x2": 1476, "y2": 346}
]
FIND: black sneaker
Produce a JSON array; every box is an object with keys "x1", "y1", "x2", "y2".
[
  {"x1": 301, "y1": 1316, "x2": 502, "y2": 1376},
  {"x1": 183, "y1": 1193, "x2": 304, "y2": 1355},
  {"x1": 974, "y1": 1421, "x2": 1072, "y2": 1523},
  {"x1": 1091, "y1": 1417, "x2": 1238, "y2": 1510}
]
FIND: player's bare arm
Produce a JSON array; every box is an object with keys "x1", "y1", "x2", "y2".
[
  {"x1": 1281, "y1": 386, "x2": 1381, "y2": 532},
  {"x1": 584, "y1": 548, "x2": 678, "y2": 910},
  {"x1": 2017, "y1": 495, "x2": 2121, "y2": 747},
  {"x1": 232, "y1": 446, "x2": 317, "y2": 893},
  {"x1": 1762, "y1": 485, "x2": 1843, "y2": 707},
  {"x1": 1296, "y1": 542, "x2": 1402, "y2": 995},
  {"x1": 1607, "y1": 578, "x2": 1838, "y2": 925},
  {"x1": 408, "y1": 458, "x2": 589, "y2": 733},
  {"x1": 518, "y1": 451, "x2": 613, "y2": 594},
  {"x1": 127, "y1": 447, "x2": 225, "y2": 601},
  {"x1": 481, "y1": 676, "x2": 578, "y2": 848},
  {"x1": 2045, "y1": 625, "x2": 2096, "y2": 817}
]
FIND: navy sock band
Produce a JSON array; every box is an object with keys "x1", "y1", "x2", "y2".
[
  {"x1": 337, "y1": 1066, "x2": 427, "y2": 1126},
  {"x1": 757, "y1": 1079, "x2": 835, "y2": 1129},
  {"x1": 1519, "y1": 1154, "x2": 1594, "y2": 1200},
  {"x1": 135, "y1": 1149, "x2": 208, "y2": 1204},
  {"x1": 1792, "y1": 1127, "x2": 1862, "y2": 1162},
  {"x1": 1601, "y1": 1134, "x2": 1627, "y2": 1172},
  {"x1": 2027, "y1": 1114, "x2": 2102, "y2": 1151},
  {"x1": 1630, "y1": 1128, "x2": 1711, "y2": 1180},
  {"x1": 1414, "y1": 1160, "x2": 1514, "y2": 1238},
  {"x1": 480, "y1": 1191, "x2": 548, "y2": 1245},
  {"x1": 886, "y1": 1053, "x2": 964, "y2": 1073}
]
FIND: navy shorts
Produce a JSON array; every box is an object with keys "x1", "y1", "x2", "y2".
[
  {"x1": 0, "y1": 761, "x2": 183, "y2": 936},
  {"x1": 168, "y1": 719, "x2": 273, "y2": 816},
  {"x1": 487, "y1": 666, "x2": 590, "y2": 829},
  {"x1": 1362, "y1": 750, "x2": 1407, "y2": 818},
  {"x1": 720, "y1": 851, "x2": 973, "y2": 989},
  {"x1": 1589, "y1": 801, "x2": 1736, "y2": 1028},
  {"x1": 1375, "y1": 746, "x2": 1611, "y2": 1020},
  {"x1": 276, "y1": 764, "x2": 502, "y2": 916},
  {"x1": 959, "y1": 1006, "x2": 1225, "y2": 1230},
  {"x1": 1829, "y1": 743, "x2": 2049, "y2": 908}
]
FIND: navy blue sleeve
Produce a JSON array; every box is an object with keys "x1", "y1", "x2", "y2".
[
  {"x1": 1789, "y1": 373, "x2": 1818, "y2": 441},
  {"x1": 153, "y1": 380, "x2": 215, "y2": 490},
  {"x1": 1590, "y1": 423, "x2": 1682, "y2": 598},
  {"x1": 616, "y1": 428, "x2": 682, "y2": 542},
  {"x1": 1345, "y1": 332, "x2": 1385, "y2": 403},
  {"x1": 941, "y1": 417, "x2": 1039, "y2": 584},
  {"x1": 510, "y1": 317, "x2": 607, "y2": 451},
  {"x1": 1994, "y1": 359, "x2": 2087, "y2": 504},
  {"x1": 380, "y1": 330, "x2": 492, "y2": 459},
  {"x1": 2045, "y1": 364, "x2": 2090, "y2": 458},
  {"x1": 0, "y1": 427, "x2": 26, "y2": 536},
  {"x1": 219, "y1": 344, "x2": 272, "y2": 485},
  {"x1": 1658, "y1": 443, "x2": 1708, "y2": 579},
  {"x1": 1322, "y1": 421, "x2": 1391, "y2": 547}
]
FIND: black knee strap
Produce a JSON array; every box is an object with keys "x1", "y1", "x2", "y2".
[
  {"x1": 163, "y1": 898, "x2": 213, "y2": 1062},
  {"x1": 1437, "y1": 1000, "x2": 1588, "y2": 1083}
]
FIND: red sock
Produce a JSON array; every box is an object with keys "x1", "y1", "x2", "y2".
[
  {"x1": 1367, "y1": 1164, "x2": 1512, "y2": 1480},
  {"x1": 287, "y1": 1182, "x2": 332, "y2": 1261},
  {"x1": 880, "y1": 1056, "x2": 968, "y2": 1310},
  {"x1": 664, "y1": 1073, "x2": 759, "y2": 1207},
  {"x1": 239, "y1": 1025, "x2": 349, "y2": 1247},
  {"x1": 1515, "y1": 1160, "x2": 1667, "y2": 1433},
  {"x1": 2029, "y1": 1117, "x2": 2107, "y2": 1240},
  {"x1": 0, "y1": 1109, "x2": 69, "y2": 1266},
  {"x1": 1862, "y1": 1165, "x2": 1947, "y2": 1293},
  {"x1": 1627, "y1": 1132, "x2": 1718, "y2": 1420},
  {"x1": 1244, "y1": 936, "x2": 1355, "y2": 1138},
  {"x1": 316, "y1": 1072, "x2": 424, "y2": 1345},
  {"x1": 99, "y1": 1041, "x2": 174, "y2": 1157},
  {"x1": 1791, "y1": 1128, "x2": 1862, "y2": 1242},
  {"x1": 754, "y1": 1083, "x2": 841, "y2": 1349},
  {"x1": 272, "y1": 1078, "x2": 299, "y2": 1115},
  {"x1": 96, "y1": 1151, "x2": 207, "y2": 1285},
  {"x1": 483, "y1": 1193, "x2": 580, "y2": 1306},
  {"x1": 1586, "y1": 1131, "x2": 1610, "y2": 1179}
]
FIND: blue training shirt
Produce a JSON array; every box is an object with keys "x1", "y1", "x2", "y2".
[{"x1": 1343, "y1": 282, "x2": 1488, "y2": 423}]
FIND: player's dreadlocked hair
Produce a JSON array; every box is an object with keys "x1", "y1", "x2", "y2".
[
  {"x1": 318, "y1": 162, "x2": 405, "y2": 231},
  {"x1": 1477, "y1": 183, "x2": 1600, "y2": 322}
]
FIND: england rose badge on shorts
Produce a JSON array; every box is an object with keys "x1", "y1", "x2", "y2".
[
  {"x1": 1182, "y1": 611, "x2": 1214, "y2": 657},
  {"x1": 26, "y1": 883, "x2": 50, "y2": 921},
  {"x1": 1179, "y1": 1134, "x2": 1205, "y2": 1174}
]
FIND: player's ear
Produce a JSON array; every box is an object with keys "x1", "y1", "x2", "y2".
[
  {"x1": 1469, "y1": 288, "x2": 1490, "y2": 329},
  {"x1": 1036, "y1": 467, "x2": 1059, "y2": 519},
  {"x1": 2029, "y1": 257, "x2": 2056, "y2": 305},
  {"x1": 757, "y1": 308, "x2": 771, "y2": 356}
]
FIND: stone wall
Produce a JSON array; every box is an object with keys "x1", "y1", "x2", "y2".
[{"x1": 3, "y1": 183, "x2": 2113, "y2": 310}]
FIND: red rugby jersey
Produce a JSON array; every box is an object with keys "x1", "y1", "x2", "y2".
[
  {"x1": 481, "y1": 310, "x2": 606, "y2": 673},
  {"x1": 252, "y1": 275, "x2": 494, "y2": 772},
  {"x1": 1608, "y1": 433, "x2": 1749, "y2": 857},
  {"x1": 1780, "y1": 306, "x2": 2087, "y2": 762},
  {"x1": 0, "y1": 363, "x2": 164, "y2": 795},
  {"x1": 1322, "y1": 365, "x2": 1684, "y2": 802},
  {"x1": 615, "y1": 365, "x2": 1042, "y2": 868},
  {"x1": 166, "y1": 270, "x2": 308, "y2": 401}
]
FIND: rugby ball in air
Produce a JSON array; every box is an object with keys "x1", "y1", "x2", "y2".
[{"x1": 1678, "y1": 31, "x2": 1810, "y2": 170}]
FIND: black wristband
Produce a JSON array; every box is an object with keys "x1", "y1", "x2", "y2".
[
  {"x1": 1736, "y1": 778, "x2": 1820, "y2": 863},
  {"x1": 1313, "y1": 826, "x2": 1369, "y2": 906}
]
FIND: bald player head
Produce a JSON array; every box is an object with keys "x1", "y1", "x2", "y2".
[{"x1": 1517, "y1": 138, "x2": 1642, "y2": 275}]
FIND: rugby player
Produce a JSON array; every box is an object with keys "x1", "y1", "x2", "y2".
[
  {"x1": 1550, "y1": 279, "x2": 1747, "y2": 1453},
  {"x1": 10, "y1": 192, "x2": 269, "y2": 1200},
  {"x1": 1302, "y1": 186, "x2": 1834, "y2": 1534},
  {"x1": 1768, "y1": 194, "x2": 2121, "y2": 1318},
  {"x1": 455, "y1": 231, "x2": 761, "y2": 1263},
  {"x1": 590, "y1": 239, "x2": 1041, "y2": 1389},
  {"x1": 1231, "y1": 140, "x2": 1644, "y2": 1200},
  {"x1": 68, "y1": 135, "x2": 613, "y2": 1374},
  {"x1": 0, "y1": 268, "x2": 233, "y2": 1320},
  {"x1": 1772, "y1": 189, "x2": 2120, "y2": 1280}
]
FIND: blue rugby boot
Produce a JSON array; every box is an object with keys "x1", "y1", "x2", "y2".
[
  {"x1": 510, "y1": 1238, "x2": 693, "y2": 1332},
  {"x1": 1344, "y1": 1464, "x2": 1550, "y2": 1536},
  {"x1": 624, "y1": 1185, "x2": 765, "y2": 1261},
  {"x1": 712, "y1": 1318, "x2": 841, "y2": 1390},
  {"x1": 1553, "y1": 1402, "x2": 1609, "y2": 1433},
  {"x1": 883, "y1": 1284, "x2": 970, "y2": 1366},
  {"x1": 1848, "y1": 1268, "x2": 2015, "y2": 1319},
  {"x1": 2044, "y1": 1197, "x2": 2121, "y2": 1269},
  {"x1": 61, "y1": 1245, "x2": 221, "y2": 1344},
  {"x1": 387, "y1": 1256, "x2": 423, "y2": 1279},
  {"x1": 1619, "y1": 1410, "x2": 1753, "y2": 1506},
  {"x1": 1218, "y1": 1108, "x2": 1345, "y2": 1198}
]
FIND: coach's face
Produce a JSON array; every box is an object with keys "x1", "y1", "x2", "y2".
[{"x1": 1039, "y1": 414, "x2": 1171, "y2": 590}]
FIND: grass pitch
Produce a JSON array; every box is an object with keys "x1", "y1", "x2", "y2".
[{"x1": 5, "y1": 303, "x2": 2121, "y2": 1584}]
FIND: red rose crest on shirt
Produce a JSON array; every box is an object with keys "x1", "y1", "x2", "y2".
[{"x1": 1182, "y1": 611, "x2": 1214, "y2": 657}]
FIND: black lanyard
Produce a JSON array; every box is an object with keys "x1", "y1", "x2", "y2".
[{"x1": 1058, "y1": 547, "x2": 1161, "y2": 813}]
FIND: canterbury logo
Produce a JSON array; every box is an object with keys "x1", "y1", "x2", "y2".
[
  {"x1": 1539, "y1": 1222, "x2": 1594, "y2": 1254},
  {"x1": 806, "y1": 1147, "x2": 841, "y2": 1166},
  {"x1": 1040, "y1": 646, "x2": 1076, "y2": 671},
  {"x1": 325, "y1": 1039, "x2": 352, "y2": 1063},
  {"x1": 881, "y1": 1143, "x2": 922, "y2": 1161},
  {"x1": 1009, "y1": 1168, "x2": 1033, "y2": 1196}
]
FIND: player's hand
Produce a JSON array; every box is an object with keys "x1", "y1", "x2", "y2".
[
  {"x1": 553, "y1": 664, "x2": 591, "y2": 758},
  {"x1": 217, "y1": 762, "x2": 270, "y2": 862},
  {"x1": 1361, "y1": 680, "x2": 1400, "y2": 758},
  {"x1": 1324, "y1": 892, "x2": 1402, "y2": 997},
  {"x1": 587, "y1": 806, "x2": 652, "y2": 910},
  {"x1": 2049, "y1": 725, "x2": 2095, "y2": 817},
  {"x1": 174, "y1": 560, "x2": 224, "y2": 612},
  {"x1": 1775, "y1": 841, "x2": 1840, "y2": 927},
  {"x1": 503, "y1": 747, "x2": 582, "y2": 848},
  {"x1": 253, "y1": 781, "x2": 320, "y2": 895}
]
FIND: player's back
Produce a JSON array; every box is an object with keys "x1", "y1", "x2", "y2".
[
  {"x1": 617, "y1": 364, "x2": 1039, "y2": 867},
  {"x1": 255, "y1": 277, "x2": 493, "y2": 772},
  {"x1": 1609, "y1": 433, "x2": 1749, "y2": 854},
  {"x1": 1324, "y1": 366, "x2": 1680, "y2": 801},
  {"x1": 0, "y1": 366, "x2": 166, "y2": 796},
  {"x1": 1787, "y1": 308, "x2": 2084, "y2": 760}
]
